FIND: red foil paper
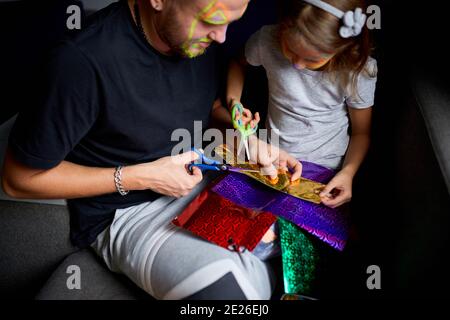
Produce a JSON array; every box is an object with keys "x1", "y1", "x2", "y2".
[{"x1": 172, "y1": 188, "x2": 277, "y2": 252}]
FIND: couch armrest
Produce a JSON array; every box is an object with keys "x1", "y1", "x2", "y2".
[
  {"x1": 390, "y1": 66, "x2": 450, "y2": 296},
  {"x1": 410, "y1": 67, "x2": 450, "y2": 194}
]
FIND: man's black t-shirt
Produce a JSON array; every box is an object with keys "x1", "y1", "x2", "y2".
[{"x1": 9, "y1": 0, "x2": 221, "y2": 248}]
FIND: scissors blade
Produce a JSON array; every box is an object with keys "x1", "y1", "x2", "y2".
[
  {"x1": 227, "y1": 167, "x2": 260, "y2": 173},
  {"x1": 236, "y1": 139, "x2": 245, "y2": 159},
  {"x1": 244, "y1": 138, "x2": 251, "y2": 161}
]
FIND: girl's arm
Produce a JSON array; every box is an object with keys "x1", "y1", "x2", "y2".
[
  {"x1": 227, "y1": 56, "x2": 247, "y2": 111},
  {"x1": 341, "y1": 107, "x2": 372, "y2": 177},
  {"x1": 211, "y1": 98, "x2": 232, "y2": 125},
  {"x1": 212, "y1": 54, "x2": 260, "y2": 128},
  {"x1": 320, "y1": 107, "x2": 372, "y2": 208},
  {"x1": 211, "y1": 54, "x2": 252, "y2": 126},
  {"x1": 226, "y1": 55, "x2": 260, "y2": 126}
]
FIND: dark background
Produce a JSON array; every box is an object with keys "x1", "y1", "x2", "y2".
[{"x1": 1, "y1": 0, "x2": 449, "y2": 299}]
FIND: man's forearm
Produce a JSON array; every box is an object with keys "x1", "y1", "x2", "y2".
[
  {"x1": 2, "y1": 151, "x2": 118, "y2": 199},
  {"x1": 2, "y1": 149, "x2": 203, "y2": 200}
]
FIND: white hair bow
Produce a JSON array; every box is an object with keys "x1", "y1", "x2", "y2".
[
  {"x1": 340, "y1": 8, "x2": 367, "y2": 38},
  {"x1": 303, "y1": 0, "x2": 367, "y2": 38}
]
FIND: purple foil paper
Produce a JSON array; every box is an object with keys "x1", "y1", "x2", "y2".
[{"x1": 211, "y1": 161, "x2": 349, "y2": 251}]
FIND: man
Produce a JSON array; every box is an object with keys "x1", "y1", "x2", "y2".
[{"x1": 2, "y1": 0, "x2": 301, "y2": 299}]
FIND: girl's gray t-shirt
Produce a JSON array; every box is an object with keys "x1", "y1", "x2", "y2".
[{"x1": 245, "y1": 25, "x2": 377, "y2": 170}]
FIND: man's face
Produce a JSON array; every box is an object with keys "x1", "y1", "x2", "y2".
[{"x1": 159, "y1": 0, "x2": 249, "y2": 58}]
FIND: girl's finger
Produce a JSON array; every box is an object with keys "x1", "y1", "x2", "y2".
[
  {"x1": 278, "y1": 159, "x2": 288, "y2": 171},
  {"x1": 287, "y1": 158, "x2": 302, "y2": 181},
  {"x1": 257, "y1": 142, "x2": 274, "y2": 166},
  {"x1": 254, "y1": 112, "x2": 261, "y2": 123},
  {"x1": 321, "y1": 197, "x2": 340, "y2": 208},
  {"x1": 320, "y1": 181, "x2": 337, "y2": 197},
  {"x1": 243, "y1": 108, "x2": 252, "y2": 118},
  {"x1": 260, "y1": 164, "x2": 278, "y2": 179},
  {"x1": 322, "y1": 191, "x2": 349, "y2": 208}
]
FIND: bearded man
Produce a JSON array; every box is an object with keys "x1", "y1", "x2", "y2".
[{"x1": 2, "y1": 0, "x2": 301, "y2": 299}]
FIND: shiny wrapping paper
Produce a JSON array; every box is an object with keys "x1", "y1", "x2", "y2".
[
  {"x1": 211, "y1": 161, "x2": 349, "y2": 251},
  {"x1": 278, "y1": 217, "x2": 319, "y2": 296},
  {"x1": 214, "y1": 145, "x2": 326, "y2": 204},
  {"x1": 172, "y1": 187, "x2": 277, "y2": 252},
  {"x1": 212, "y1": 144, "x2": 348, "y2": 296}
]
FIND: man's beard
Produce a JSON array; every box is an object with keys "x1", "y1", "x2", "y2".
[
  {"x1": 180, "y1": 39, "x2": 212, "y2": 58},
  {"x1": 159, "y1": 16, "x2": 211, "y2": 58}
]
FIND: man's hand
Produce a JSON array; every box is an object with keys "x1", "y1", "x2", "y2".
[
  {"x1": 320, "y1": 170, "x2": 353, "y2": 208},
  {"x1": 124, "y1": 151, "x2": 203, "y2": 198}
]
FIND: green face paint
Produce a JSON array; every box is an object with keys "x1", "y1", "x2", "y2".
[{"x1": 181, "y1": 0, "x2": 230, "y2": 58}]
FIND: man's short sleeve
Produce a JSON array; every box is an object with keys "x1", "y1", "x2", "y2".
[
  {"x1": 245, "y1": 29, "x2": 263, "y2": 67},
  {"x1": 8, "y1": 41, "x2": 99, "y2": 169},
  {"x1": 346, "y1": 57, "x2": 378, "y2": 109}
]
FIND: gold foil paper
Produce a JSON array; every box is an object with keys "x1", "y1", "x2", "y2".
[{"x1": 214, "y1": 144, "x2": 325, "y2": 204}]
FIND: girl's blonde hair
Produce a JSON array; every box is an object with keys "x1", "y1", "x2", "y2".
[{"x1": 279, "y1": 0, "x2": 376, "y2": 99}]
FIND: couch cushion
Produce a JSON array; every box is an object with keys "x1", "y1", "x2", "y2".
[
  {"x1": 0, "y1": 200, "x2": 76, "y2": 298},
  {"x1": 35, "y1": 249, "x2": 151, "y2": 300}
]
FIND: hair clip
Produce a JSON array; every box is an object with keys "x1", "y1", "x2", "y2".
[
  {"x1": 340, "y1": 7, "x2": 367, "y2": 38},
  {"x1": 303, "y1": 0, "x2": 367, "y2": 38}
]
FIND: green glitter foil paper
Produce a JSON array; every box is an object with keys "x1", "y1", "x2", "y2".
[{"x1": 278, "y1": 217, "x2": 319, "y2": 296}]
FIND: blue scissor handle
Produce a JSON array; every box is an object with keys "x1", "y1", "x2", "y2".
[
  {"x1": 192, "y1": 148, "x2": 220, "y2": 165},
  {"x1": 188, "y1": 163, "x2": 220, "y2": 172},
  {"x1": 188, "y1": 148, "x2": 222, "y2": 173}
]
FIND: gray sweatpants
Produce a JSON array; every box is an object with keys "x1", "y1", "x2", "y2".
[{"x1": 91, "y1": 174, "x2": 274, "y2": 300}]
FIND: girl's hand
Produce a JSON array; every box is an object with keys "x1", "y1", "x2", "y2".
[
  {"x1": 320, "y1": 170, "x2": 353, "y2": 208},
  {"x1": 247, "y1": 135, "x2": 303, "y2": 181},
  {"x1": 230, "y1": 99, "x2": 260, "y2": 129}
]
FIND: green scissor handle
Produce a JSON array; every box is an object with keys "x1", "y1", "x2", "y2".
[{"x1": 231, "y1": 102, "x2": 258, "y2": 138}]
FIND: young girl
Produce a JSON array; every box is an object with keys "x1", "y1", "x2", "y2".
[{"x1": 228, "y1": 0, "x2": 377, "y2": 260}]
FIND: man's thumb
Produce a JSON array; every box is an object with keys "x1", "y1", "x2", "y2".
[{"x1": 173, "y1": 151, "x2": 199, "y2": 165}]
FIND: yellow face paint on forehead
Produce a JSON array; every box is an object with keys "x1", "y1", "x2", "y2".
[
  {"x1": 198, "y1": 0, "x2": 248, "y2": 24},
  {"x1": 201, "y1": 2, "x2": 229, "y2": 25}
]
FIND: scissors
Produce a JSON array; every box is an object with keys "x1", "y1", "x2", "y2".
[
  {"x1": 231, "y1": 102, "x2": 258, "y2": 161},
  {"x1": 187, "y1": 148, "x2": 259, "y2": 174}
]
